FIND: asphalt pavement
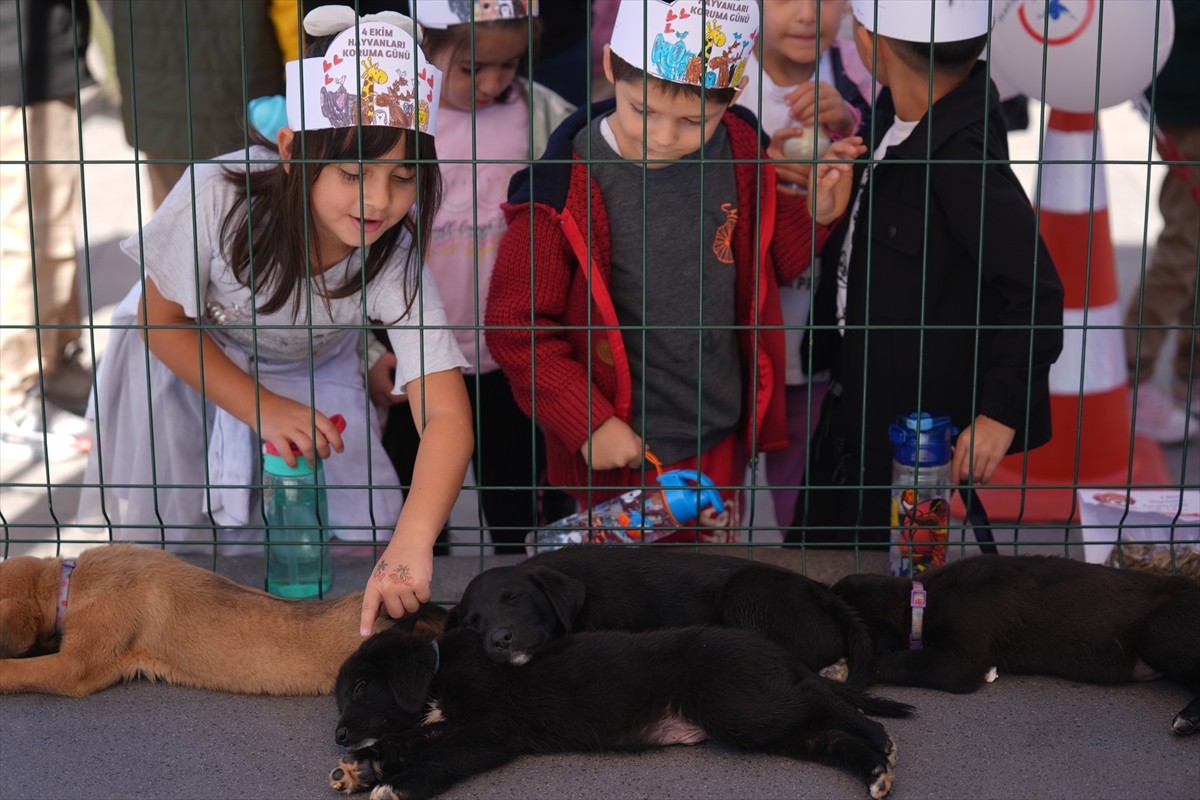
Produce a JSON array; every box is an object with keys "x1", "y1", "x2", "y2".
[{"x1": 2, "y1": 549, "x2": 1198, "y2": 800}]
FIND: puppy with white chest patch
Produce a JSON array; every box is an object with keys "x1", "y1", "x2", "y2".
[
  {"x1": 832, "y1": 554, "x2": 1200, "y2": 735},
  {"x1": 330, "y1": 624, "x2": 915, "y2": 800}
]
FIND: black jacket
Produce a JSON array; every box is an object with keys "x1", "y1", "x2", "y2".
[
  {"x1": 0, "y1": 0, "x2": 92, "y2": 107},
  {"x1": 810, "y1": 62, "x2": 1064, "y2": 492}
]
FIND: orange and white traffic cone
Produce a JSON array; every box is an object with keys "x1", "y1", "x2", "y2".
[{"x1": 969, "y1": 109, "x2": 1170, "y2": 523}]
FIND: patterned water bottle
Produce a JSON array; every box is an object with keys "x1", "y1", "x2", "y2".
[
  {"x1": 888, "y1": 412, "x2": 956, "y2": 577},
  {"x1": 262, "y1": 414, "x2": 344, "y2": 598},
  {"x1": 526, "y1": 469, "x2": 725, "y2": 554}
]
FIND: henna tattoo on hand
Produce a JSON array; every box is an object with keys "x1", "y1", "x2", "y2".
[
  {"x1": 372, "y1": 559, "x2": 388, "y2": 581},
  {"x1": 386, "y1": 563, "x2": 414, "y2": 586}
]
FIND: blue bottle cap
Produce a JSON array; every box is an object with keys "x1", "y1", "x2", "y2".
[
  {"x1": 887, "y1": 411, "x2": 957, "y2": 467},
  {"x1": 657, "y1": 469, "x2": 726, "y2": 525},
  {"x1": 262, "y1": 451, "x2": 316, "y2": 478}
]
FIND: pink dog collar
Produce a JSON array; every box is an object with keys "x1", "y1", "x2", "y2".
[
  {"x1": 909, "y1": 581, "x2": 927, "y2": 650},
  {"x1": 56, "y1": 559, "x2": 76, "y2": 636}
]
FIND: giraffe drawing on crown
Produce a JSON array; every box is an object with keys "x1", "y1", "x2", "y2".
[{"x1": 359, "y1": 56, "x2": 389, "y2": 123}]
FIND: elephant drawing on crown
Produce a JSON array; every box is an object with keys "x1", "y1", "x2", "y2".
[{"x1": 651, "y1": 32, "x2": 694, "y2": 84}]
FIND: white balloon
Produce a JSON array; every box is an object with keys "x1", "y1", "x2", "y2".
[{"x1": 990, "y1": 0, "x2": 1174, "y2": 113}]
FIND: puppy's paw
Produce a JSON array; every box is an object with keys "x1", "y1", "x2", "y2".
[
  {"x1": 330, "y1": 755, "x2": 380, "y2": 794},
  {"x1": 819, "y1": 658, "x2": 850, "y2": 682},
  {"x1": 868, "y1": 765, "x2": 894, "y2": 799},
  {"x1": 984, "y1": 667, "x2": 999, "y2": 683},
  {"x1": 369, "y1": 785, "x2": 410, "y2": 800},
  {"x1": 885, "y1": 737, "x2": 898, "y2": 769},
  {"x1": 1171, "y1": 711, "x2": 1197, "y2": 736}
]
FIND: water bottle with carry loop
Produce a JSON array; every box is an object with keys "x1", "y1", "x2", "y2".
[
  {"x1": 888, "y1": 412, "x2": 957, "y2": 577},
  {"x1": 526, "y1": 450, "x2": 726, "y2": 554},
  {"x1": 262, "y1": 413, "x2": 345, "y2": 598}
]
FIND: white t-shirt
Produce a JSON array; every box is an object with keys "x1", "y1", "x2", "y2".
[
  {"x1": 122, "y1": 147, "x2": 467, "y2": 393},
  {"x1": 736, "y1": 50, "x2": 834, "y2": 385},
  {"x1": 835, "y1": 115, "x2": 920, "y2": 335}
]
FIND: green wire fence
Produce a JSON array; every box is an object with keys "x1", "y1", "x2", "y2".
[{"x1": 1, "y1": 1, "x2": 1196, "y2": 591}]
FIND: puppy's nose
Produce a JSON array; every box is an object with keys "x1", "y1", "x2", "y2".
[
  {"x1": 489, "y1": 627, "x2": 513, "y2": 651},
  {"x1": 335, "y1": 726, "x2": 349, "y2": 746}
]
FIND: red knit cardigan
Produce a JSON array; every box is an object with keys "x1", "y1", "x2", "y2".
[{"x1": 485, "y1": 108, "x2": 832, "y2": 493}]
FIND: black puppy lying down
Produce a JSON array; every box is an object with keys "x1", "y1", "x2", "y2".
[
  {"x1": 330, "y1": 625, "x2": 914, "y2": 800},
  {"x1": 449, "y1": 545, "x2": 873, "y2": 683},
  {"x1": 832, "y1": 555, "x2": 1200, "y2": 735}
]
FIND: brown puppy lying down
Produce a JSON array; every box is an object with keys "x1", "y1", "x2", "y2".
[
  {"x1": 831, "y1": 555, "x2": 1200, "y2": 736},
  {"x1": 0, "y1": 543, "x2": 445, "y2": 697}
]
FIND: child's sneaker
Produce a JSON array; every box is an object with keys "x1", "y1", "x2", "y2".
[
  {"x1": 0, "y1": 394, "x2": 93, "y2": 462},
  {"x1": 1130, "y1": 381, "x2": 1199, "y2": 444}
]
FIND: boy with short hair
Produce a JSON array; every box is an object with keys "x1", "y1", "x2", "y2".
[
  {"x1": 803, "y1": 0, "x2": 1065, "y2": 543},
  {"x1": 485, "y1": 0, "x2": 864, "y2": 540}
]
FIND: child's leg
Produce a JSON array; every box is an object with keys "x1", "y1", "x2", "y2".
[
  {"x1": 765, "y1": 382, "x2": 830, "y2": 539},
  {"x1": 473, "y1": 370, "x2": 542, "y2": 549}
]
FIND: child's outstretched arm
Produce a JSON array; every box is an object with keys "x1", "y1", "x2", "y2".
[
  {"x1": 140, "y1": 278, "x2": 344, "y2": 467},
  {"x1": 809, "y1": 137, "x2": 866, "y2": 225},
  {"x1": 360, "y1": 368, "x2": 472, "y2": 634}
]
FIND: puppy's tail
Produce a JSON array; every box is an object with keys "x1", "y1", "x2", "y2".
[
  {"x1": 826, "y1": 681, "x2": 915, "y2": 718},
  {"x1": 828, "y1": 600, "x2": 876, "y2": 687}
]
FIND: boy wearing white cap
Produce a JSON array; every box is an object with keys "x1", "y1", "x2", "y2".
[
  {"x1": 801, "y1": 0, "x2": 1064, "y2": 545},
  {"x1": 486, "y1": 0, "x2": 864, "y2": 540}
]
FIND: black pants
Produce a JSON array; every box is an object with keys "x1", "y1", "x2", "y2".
[
  {"x1": 382, "y1": 370, "x2": 572, "y2": 549},
  {"x1": 787, "y1": 382, "x2": 890, "y2": 547}
]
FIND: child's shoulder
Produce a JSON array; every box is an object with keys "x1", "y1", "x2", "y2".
[{"x1": 182, "y1": 145, "x2": 278, "y2": 201}]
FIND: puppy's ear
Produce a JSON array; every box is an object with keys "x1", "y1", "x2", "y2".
[
  {"x1": 412, "y1": 603, "x2": 449, "y2": 640},
  {"x1": 528, "y1": 567, "x2": 586, "y2": 633},
  {"x1": 385, "y1": 639, "x2": 438, "y2": 715},
  {"x1": 443, "y1": 605, "x2": 463, "y2": 632}
]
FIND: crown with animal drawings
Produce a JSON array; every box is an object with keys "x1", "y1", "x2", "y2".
[
  {"x1": 412, "y1": 0, "x2": 539, "y2": 30},
  {"x1": 286, "y1": 8, "x2": 443, "y2": 135},
  {"x1": 609, "y1": 0, "x2": 759, "y2": 90}
]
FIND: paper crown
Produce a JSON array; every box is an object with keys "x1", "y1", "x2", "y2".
[
  {"x1": 851, "y1": 0, "x2": 992, "y2": 44},
  {"x1": 413, "y1": 0, "x2": 538, "y2": 30},
  {"x1": 609, "y1": 0, "x2": 759, "y2": 90},
  {"x1": 286, "y1": 10, "x2": 442, "y2": 135}
]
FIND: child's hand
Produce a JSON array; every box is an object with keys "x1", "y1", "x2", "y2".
[
  {"x1": 785, "y1": 81, "x2": 857, "y2": 138},
  {"x1": 367, "y1": 351, "x2": 407, "y2": 410},
  {"x1": 952, "y1": 414, "x2": 1016, "y2": 485},
  {"x1": 580, "y1": 417, "x2": 644, "y2": 471},
  {"x1": 256, "y1": 392, "x2": 345, "y2": 468},
  {"x1": 808, "y1": 137, "x2": 866, "y2": 225},
  {"x1": 360, "y1": 537, "x2": 433, "y2": 635},
  {"x1": 766, "y1": 127, "x2": 814, "y2": 195}
]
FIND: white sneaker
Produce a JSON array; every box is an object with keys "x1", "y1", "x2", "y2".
[
  {"x1": 0, "y1": 395, "x2": 93, "y2": 461},
  {"x1": 1130, "y1": 382, "x2": 1200, "y2": 444}
]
